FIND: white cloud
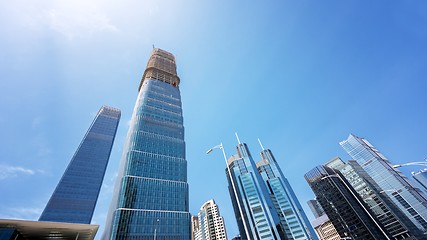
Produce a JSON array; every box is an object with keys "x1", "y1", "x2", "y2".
[
  {"x1": 0, "y1": 165, "x2": 38, "y2": 180},
  {"x1": 44, "y1": 6, "x2": 119, "y2": 40},
  {"x1": 1, "y1": 1, "x2": 119, "y2": 41}
]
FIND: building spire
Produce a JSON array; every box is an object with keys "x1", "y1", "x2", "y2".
[
  {"x1": 235, "y1": 132, "x2": 241, "y2": 144},
  {"x1": 258, "y1": 138, "x2": 265, "y2": 151}
]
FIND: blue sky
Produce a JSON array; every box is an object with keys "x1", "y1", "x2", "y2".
[{"x1": 1, "y1": 0, "x2": 427, "y2": 238}]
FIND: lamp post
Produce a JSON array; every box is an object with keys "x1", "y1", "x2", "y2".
[
  {"x1": 206, "y1": 143, "x2": 251, "y2": 239},
  {"x1": 154, "y1": 219, "x2": 159, "y2": 240},
  {"x1": 392, "y1": 158, "x2": 427, "y2": 192},
  {"x1": 392, "y1": 158, "x2": 427, "y2": 169}
]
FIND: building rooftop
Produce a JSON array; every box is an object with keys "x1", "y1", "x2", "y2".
[{"x1": 0, "y1": 219, "x2": 98, "y2": 240}]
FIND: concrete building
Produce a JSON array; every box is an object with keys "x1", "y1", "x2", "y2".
[
  {"x1": 195, "y1": 200, "x2": 227, "y2": 240},
  {"x1": 310, "y1": 215, "x2": 340, "y2": 240}
]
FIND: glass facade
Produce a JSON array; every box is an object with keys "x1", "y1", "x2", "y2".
[
  {"x1": 39, "y1": 106, "x2": 121, "y2": 224},
  {"x1": 226, "y1": 143, "x2": 287, "y2": 240},
  {"x1": 305, "y1": 166, "x2": 389, "y2": 240},
  {"x1": 103, "y1": 49, "x2": 190, "y2": 240},
  {"x1": 325, "y1": 157, "x2": 423, "y2": 239},
  {"x1": 257, "y1": 149, "x2": 318, "y2": 240},
  {"x1": 340, "y1": 134, "x2": 427, "y2": 233},
  {"x1": 413, "y1": 169, "x2": 427, "y2": 194},
  {"x1": 306, "y1": 200, "x2": 324, "y2": 219}
]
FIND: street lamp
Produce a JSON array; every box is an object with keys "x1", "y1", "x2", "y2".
[
  {"x1": 154, "y1": 219, "x2": 159, "y2": 240},
  {"x1": 392, "y1": 158, "x2": 427, "y2": 192},
  {"x1": 392, "y1": 158, "x2": 427, "y2": 169},
  {"x1": 206, "y1": 143, "x2": 251, "y2": 238}
]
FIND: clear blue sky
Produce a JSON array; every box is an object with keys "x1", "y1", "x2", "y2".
[{"x1": 1, "y1": 0, "x2": 426, "y2": 238}]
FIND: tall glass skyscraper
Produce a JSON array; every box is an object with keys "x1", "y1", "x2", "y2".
[
  {"x1": 226, "y1": 142, "x2": 286, "y2": 240},
  {"x1": 39, "y1": 106, "x2": 121, "y2": 224},
  {"x1": 413, "y1": 169, "x2": 427, "y2": 193},
  {"x1": 226, "y1": 141, "x2": 316, "y2": 240},
  {"x1": 257, "y1": 148, "x2": 318, "y2": 240},
  {"x1": 324, "y1": 157, "x2": 422, "y2": 239},
  {"x1": 103, "y1": 48, "x2": 190, "y2": 240},
  {"x1": 340, "y1": 134, "x2": 427, "y2": 234}
]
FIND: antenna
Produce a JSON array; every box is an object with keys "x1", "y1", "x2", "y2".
[
  {"x1": 235, "y1": 132, "x2": 241, "y2": 144},
  {"x1": 258, "y1": 138, "x2": 265, "y2": 151}
]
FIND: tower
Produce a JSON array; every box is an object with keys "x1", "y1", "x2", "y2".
[
  {"x1": 256, "y1": 148, "x2": 318, "y2": 240},
  {"x1": 306, "y1": 199, "x2": 340, "y2": 240},
  {"x1": 225, "y1": 140, "x2": 316, "y2": 239},
  {"x1": 39, "y1": 106, "x2": 121, "y2": 224},
  {"x1": 306, "y1": 200, "x2": 324, "y2": 219},
  {"x1": 103, "y1": 48, "x2": 190, "y2": 239},
  {"x1": 192, "y1": 216, "x2": 200, "y2": 240},
  {"x1": 340, "y1": 134, "x2": 427, "y2": 233},
  {"x1": 305, "y1": 165, "x2": 389, "y2": 240},
  {"x1": 413, "y1": 169, "x2": 427, "y2": 193},
  {"x1": 195, "y1": 199, "x2": 228, "y2": 240},
  {"x1": 324, "y1": 156, "x2": 422, "y2": 239},
  {"x1": 226, "y1": 142, "x2": 286, "y2": 239}
]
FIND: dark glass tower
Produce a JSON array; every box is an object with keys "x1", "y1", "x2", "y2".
[
  {"x1": 305, "y1": 165, "x2": 390, "y2": 240},
  {"x1": 325, "y1": 157, "x2": 423, "y2": 239},
  {"x1": 39, "y1": 106, "x2": 121, "y2": 224},
  {"x1": 103, "y1": 48, "x2": 190, "y2": 240}
]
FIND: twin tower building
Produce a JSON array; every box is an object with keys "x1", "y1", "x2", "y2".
[{"x1": 36, "y1": 49, "x2": 317, "y2": 240}]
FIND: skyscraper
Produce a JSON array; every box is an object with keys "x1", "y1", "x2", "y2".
[
  {"x1": 340, "y1": 134, "x2": 427, "y2": 233},
  {"x1": 324, "y1": 157, "x2": 422, "y2": 239},
  {"x1": 306, "y1": 200, "x2": 340, "y2": 240},
  {"x1": 257, "y1": 148, "x2": 318, "y2": 240},
  {"x1": 39, "y1": 106, "x2": 121, "y2": 224},
  {"x1": 306, "y1": 200, "x2": 324, "y2": 219},
  {"x1": 195, "y1": 199, "x2": 227, "y2": 240},
  {"x1": 305, "y1": 165, "x2": 390, "y2": 240},
  {"x1": 192, "y1": 216, "x2": 200, "y2": 240},
  {"x1": 226, "y1": 142, "x2": 286, "y2": 239},
  {"x1": 225, "y1": 140, "x2": 316, "y2": 239},
  {"x1": 413, "y1": 169, "x2": 427, "y2": 193},
  {"x1": 103, "y1": 48, "x2": 190, "y2": 239}
]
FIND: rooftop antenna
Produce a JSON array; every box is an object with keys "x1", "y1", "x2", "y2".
[
  {"x1": 235, "y1": 132, "x2": 241, "y2": 144},
  {"x1": 258, "y1": 138, "x2": 265, "y2": 151}
]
